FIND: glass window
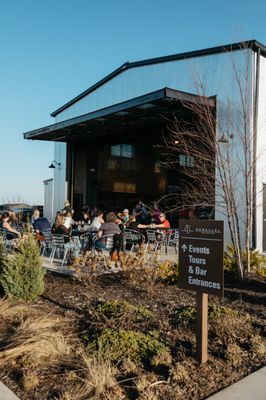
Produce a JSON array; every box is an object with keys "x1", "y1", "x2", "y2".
[
  {"x1": 111, "y1": 145, "x2": 121, "y2": 157},
  {"x1": 179, "y1": 154, "x2": 194, "y2": 167},
  {"x1": 111, "y1": 144, "x2": 134, "y2": 158}
]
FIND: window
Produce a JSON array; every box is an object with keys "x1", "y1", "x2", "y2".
[
  {"x1": 111, "y1": 144, "x2": 134, "y2": 158},
  {"x1": 179, "y1": 154, "x2": 194, "y2": 167}
]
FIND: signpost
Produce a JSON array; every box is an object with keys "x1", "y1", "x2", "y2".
[{"x1": 179, "y1": 219, "x2": 224, "y2": 363}]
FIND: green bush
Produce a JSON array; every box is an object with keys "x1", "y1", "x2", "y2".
[
  {"x1": 157, "y1": 260, "x2": 179, "y2": 284},
  {"x1": 175, "y1": 304, "x2": 237, "y2": 322},
  {"x1": 87, "y1": 328, "x2": 170, "y2": 363},
  {"x1": 224, "y1": 245, "x2": 266, "y2": 274},
  {"x1": 223, "y1": 245, "x2": 238, "y2": 274},
  {"x1": 92, "y1": 300, "x2": 154, "y2": 322},
  {"x1": 0, "y1": 234, "x2": 45, "y2": 301}
]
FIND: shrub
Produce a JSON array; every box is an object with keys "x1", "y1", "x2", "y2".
[
  {"x1": 223, "y1": 245, "x2": 238, "y2": 274},
  {"x1": 92, "y1": 299, "x2": 154, "y2": 322},
  {"x1": 174, "y1": 304, "x2": 237, "y2": 323},
  {"x1": 225, "y1": 343, "x2": 245, "y2": 366},
  {"x1": 0, "y1": 234, "x2": 45, "y2": 301},
  {"x1": 224, "y1": 245, "x2": 266, "y2": 275},
  {"x1": 257, "y1": 267, "x2": 266, "y2": 278},
  {"x1": 87, "y1": 328, "x2": 170, "y2": 363},
  {"x1": 157, "y1": 260, "x2": 179, "y2": 284}
]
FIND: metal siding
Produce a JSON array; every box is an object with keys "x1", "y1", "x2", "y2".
[
  {"x1": 256, "y1": 54, "x2": 266, "y2": 252},
  {"x1": 52, "y1": 49, "x2": 254, "y2": 248},
  {"x1": 55, "y1": 50, "x2": 250, "y2": 123}
]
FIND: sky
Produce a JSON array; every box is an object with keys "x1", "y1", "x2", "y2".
[{"x1": 1, "y1": 0, "x2": 266, "y2": 205}]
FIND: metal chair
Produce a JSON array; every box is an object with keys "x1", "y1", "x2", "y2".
[
  {"x1": 124, "y1": 229, "x2": 145, "y2": 252},
  {"x1": 0, "y1": 228, "x2": 7, "y2": 249},
  {"x1": 167, "y1": 229, "x2": 179, "y2": 254},
  {"x1": 41, "y1": 229, "x2": 53, "y2": 257},
  {"x1": 0, "y1": 228, "x2": 16, "y2": 251},
  {"x1": 144, "y1": 229, "x2": 168, "y2": 253},
  {"x1": 92, "y1": 234, "x2": 115, "y2": 255},
  {"x1": 79, "y1": 231, "x2": 97, "y2": 251},
  {"x1": 13, "y1": 225, "x2": 23, "y2": 234},
  {"x1": 49, "y1": 234, "x2": 71, "y2": 265}
]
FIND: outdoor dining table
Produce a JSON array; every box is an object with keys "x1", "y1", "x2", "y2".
[{"x1": 71, "y1": 229, "x2": 98, "y2": 251}]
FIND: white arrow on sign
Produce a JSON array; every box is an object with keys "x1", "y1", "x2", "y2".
[{"x1": 181, "y1": 244, "x2": 188, "y2": 252}]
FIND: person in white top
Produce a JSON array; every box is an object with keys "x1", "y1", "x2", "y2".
[
  {"x1": 88, "y1": 210, "x2": 104, "y2": 231},
  {"x1": 63, "y1": 211, "x2": 75, "y2": 231}
]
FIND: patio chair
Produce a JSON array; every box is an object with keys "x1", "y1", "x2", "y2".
[
  {"x1": 0, "y1": 228, "x2": 7, "y2": 248},
  {"x1": 41, "y1": 229, "x2": 53, "y2": 257},
  {"x1": 144, "y1": 229, "x2": 168, "y2": 254},
  {"x1": 124, "y1": 229, "x2": 145, "y2": 252},
  {"x1": 49, "y1": 234, "x2": 72, "y2": 265},
  {"x1": 167, "y1": 229, "x2": 179, "y2": 254},
  {"x1": 79, "y1": 231, "x2": 97, "y2": 251},
  {"x1": 92, "y1": 234, "x2": 115, "y2": 255}
]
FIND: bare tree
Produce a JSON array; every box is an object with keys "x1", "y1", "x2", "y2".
[{"x1": 161, "y1": 47, "x2": 258, "y2": 279}]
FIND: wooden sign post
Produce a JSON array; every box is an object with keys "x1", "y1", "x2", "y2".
[{"x1": 179, "y1": 220, "x2": 224, "y2": 363}]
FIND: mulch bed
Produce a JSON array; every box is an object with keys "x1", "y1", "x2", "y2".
[{"x1": 0, "y1": 270, "x2": 265, "y2": 400}]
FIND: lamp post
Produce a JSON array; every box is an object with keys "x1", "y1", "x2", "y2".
[{"x1": 48, "y1": 160, "x2": 61, "y2": 168}]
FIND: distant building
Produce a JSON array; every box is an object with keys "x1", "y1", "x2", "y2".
[{"x1": 24, "y1": 40, "x2": 266, "y2": 252}]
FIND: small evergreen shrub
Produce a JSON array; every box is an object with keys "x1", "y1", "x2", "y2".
[
  {"x1": 92, "y1": 300, "x2": 154, "y2": 322},
  {"x1": 174, "y1": 304, "x2": 237, "y2": 322},
  {"x1": 0, "y1": 234, "x2": 45, "y2": 301},
  {"x1": 87, "y1": 328, "x2": 170, "y2": 363}
]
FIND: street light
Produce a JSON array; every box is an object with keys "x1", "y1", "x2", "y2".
[{"x1": 48, "y1": 160, "x2": 61, "y2": 168}]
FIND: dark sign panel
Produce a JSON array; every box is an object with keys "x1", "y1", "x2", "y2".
[{"x1": 179, "y1": 220, "x2": 224, "y2": 297}]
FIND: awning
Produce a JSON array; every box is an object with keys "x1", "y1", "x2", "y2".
[{"x1": 24, "y1": 88, "x2": 215, "y2": 143}]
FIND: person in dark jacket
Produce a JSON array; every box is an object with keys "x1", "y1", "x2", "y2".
[{"x1": 32, "y1": 210, "x2": 51, "y2": 233}]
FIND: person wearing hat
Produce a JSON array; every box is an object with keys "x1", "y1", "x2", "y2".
[{"x1": 122, "y1": 209, "x2": 129, "y2": 225}]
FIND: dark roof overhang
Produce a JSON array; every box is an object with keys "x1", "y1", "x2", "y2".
[
  {"x1": 24, "y1": 87, "x2": 216, "y2": 143},
  {"x1": 50, "y1": 39, "x2": 264, "y2": 117}
]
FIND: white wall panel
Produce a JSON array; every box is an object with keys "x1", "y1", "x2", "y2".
[{"x1": 256, "y1": 55, "x2": 266, "y2": 252}]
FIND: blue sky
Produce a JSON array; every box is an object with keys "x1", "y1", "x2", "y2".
[{"x1": 1, "y1": 0, "x2": 266, "y2": 204}]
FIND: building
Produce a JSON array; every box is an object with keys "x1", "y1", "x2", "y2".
[{"x1": 24, "y1": 40, "x2": 266, "y2": 252}]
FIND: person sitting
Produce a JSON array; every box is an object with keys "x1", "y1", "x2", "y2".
[
  {"x1": 88, "y1": 210, "x2": 105, "y2": 231},
  {"x1": 122, "y1": 209, "x2": 129, "y2": 225},
  {"x1": 63, "y1": 211, "x2": 76, "y2": 233},
  {"x1": 150, "y1": 202, "x2": 161, "y2": 224},
  {"x1": 62, "y1": 200, "x2": 74, "y2": 215},
  {"x1": 132, "y1": 201, "x2": 149, "y2": 224},
  {"x1": 8, "y1": 211, "x2": 19, "y2": 227},
  {"x1": 0, "y1": 212, "x2": 21, "y2": 240},
  {"x1": 95, "y1": 212, "x2": 122, "y2": 252},
  {"x1": 82, "y1": 206, "x2": 90, "y2": 224},
  {"x1": 126, "y1": 214, "x2": 139, "y2": 230},
  {"x1": 32, "y1": 210, "x2": 51, "y2": 234},
  {"x1": 155, "y1": 213, "x2": 171, "y2": 231},
  {"x1": 140, "y1": 213, "x2": 171, "y2": 234},
  {"x1": 115, "y1": 213, "x2": 125, "y2": 232},
  {"x1": 125, "y1": 215, "x2": 144, "y2": 247},
  {"x1": 52, "y1": 213, "x2": 81, "y2": 258}
]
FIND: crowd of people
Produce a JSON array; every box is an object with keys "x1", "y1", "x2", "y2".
[
  {"x1": 0, "y1": 200, "x2": 173, "y2": 256},
  {"x1": 0, "y1": 199, "x2": 213, "y2": 261}
]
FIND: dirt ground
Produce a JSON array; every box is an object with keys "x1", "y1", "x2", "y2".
[{"x1": 0, "y1": 270, "x2": 265, "y2": 400}]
